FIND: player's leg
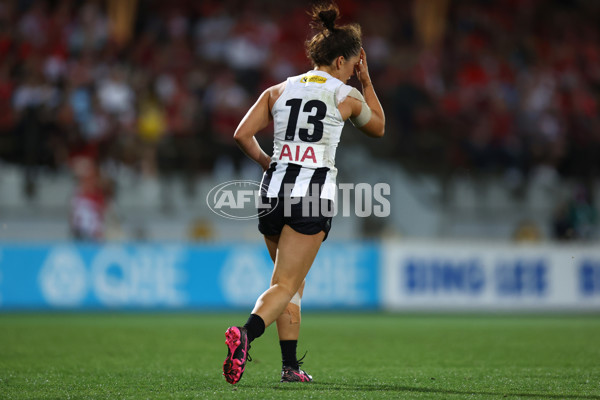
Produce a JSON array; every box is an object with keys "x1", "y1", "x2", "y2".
[
  {"x1": 251, "y1": 225, "x2": 324, "y2": 326},
  {"x1": 222, "y1": 234, "x2": 278, "y2": 385},
  {"x1": 277, "y1": 279, "x2": 312, "y2": 382},
  {"x1": 276, "y1": 279, "x2": 303, "y2": 340},
  {"x1": 264, "y1": 234, "x2": 303, "y2": 341},
  {"x1": 223, "y1": 226, "x2": 323, "y2": 384},
  {"x1": 264, "y1": 234, "x2": 310, "y2": 381},
  {"x1": 264, "y1": 233, "x2": 304, "y2": 342},
  {"x1": 264, "y1": 233, "x2": 279, "y2": 263}
]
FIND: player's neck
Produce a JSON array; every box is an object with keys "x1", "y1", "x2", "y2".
[{"x1": 314, "y1": 66, "x2": 341, "y2": 80}]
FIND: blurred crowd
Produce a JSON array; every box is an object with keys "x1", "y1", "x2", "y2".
[
  {"x1": 402, "y1": 0, "x2": 600, "y2": 185},
  {"x1": 1, "y1": 0, "x2": 600, "y2": 209}
]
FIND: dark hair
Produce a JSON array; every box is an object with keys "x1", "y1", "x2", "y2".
[{"x1": 306, "y1": 2, "x2": 362, "y2": 67}]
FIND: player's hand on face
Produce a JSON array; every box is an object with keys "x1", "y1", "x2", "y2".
[{"x1": 354, "y1": 47, "x2": 371, "y2": 86}]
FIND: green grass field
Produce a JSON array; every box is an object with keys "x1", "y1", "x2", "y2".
[{"x1": 0, "y1": 313, "x2": 599, "y2": 399}]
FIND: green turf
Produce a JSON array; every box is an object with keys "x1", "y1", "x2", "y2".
[{"x1": 0, "y1": 313, "x2": 599, "y2": 399}]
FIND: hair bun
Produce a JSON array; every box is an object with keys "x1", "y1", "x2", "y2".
[
  {"x1": 306, "y1": 1, "x2": 362, "y2": 67},
  {"x1": 310, "y1": 2, "x2": 340, "y2": 33},
  {"x1": 318, "y1": 9, "x2": 337, "y2": 31}
]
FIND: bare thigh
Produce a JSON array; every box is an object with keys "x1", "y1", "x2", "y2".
[
  {"x1": 251, "y1": 225, "x2": 324, "y2": 325},
  {"x1": 265, "y1": 233, "x2": 306, "y2": 295},
  {"x1": 270, "y1": 225, "x2": 324, "y2": 295},
  {"x1": 264, "y1": 234, "x2": 279, "y2": 263}
]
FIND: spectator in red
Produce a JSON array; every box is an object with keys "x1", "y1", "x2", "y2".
[{"x1": 70, "y1": 157, "x2": 111, "y2": 241}]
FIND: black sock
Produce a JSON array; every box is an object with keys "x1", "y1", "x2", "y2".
[
  {"x1": 280, "y1": 340, "x2": 298, "y2": 369},
  {"x1": 243, "y1": 314, "x2": 265, "y2": 343}
]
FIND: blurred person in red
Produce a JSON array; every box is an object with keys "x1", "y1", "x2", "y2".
[
  {"x1": 0, "y1": 63, "x2": 15, "y2": 159},
  {"x1": 69, "y1": 156, "x2": 112, "y2": 241}
]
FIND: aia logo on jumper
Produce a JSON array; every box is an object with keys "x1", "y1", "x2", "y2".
[
  {"x1": 279, "y1": 143, "x2": 317, "y2": 164},
  {"x1": 207, "y1": 180, "x2": 277, "y2": 220}
]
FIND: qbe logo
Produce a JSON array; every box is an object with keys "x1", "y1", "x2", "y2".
[
  {"x1": 39, "y1": 247, "x2": 88, "y2": 307},
  {"x1": 206, "y1": 180, "x2": 278, "y2": 220}
]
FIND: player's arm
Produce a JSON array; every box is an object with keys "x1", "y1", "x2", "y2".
[
  {"x1": 233, "y1": 88, "x2": 274, "y2": 171},
  {"x1": 348, "y1": 47, "x2": 385, "y2": 138}
]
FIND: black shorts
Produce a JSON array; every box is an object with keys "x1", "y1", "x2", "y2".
[{"x1": 257, "y1": 196, "x2": 333, "y2": 241}]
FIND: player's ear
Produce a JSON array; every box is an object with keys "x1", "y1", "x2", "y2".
[{"x1": 335, "y1": 56, "x2": 344, "y2": 70}]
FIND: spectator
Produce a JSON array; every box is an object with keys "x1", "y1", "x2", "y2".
[
  {"x1": 553, "y1": 184, "x2": 598, "y2": 241},
  {"x1": 0, "y1": 0, "x2": 599, "y2": 217},
  {"x1": 137, "y1": 86, "x2": 166, "y2": 177},
  {"x1": 70, "y1": 156, "x2": 112, "y2": 241}
]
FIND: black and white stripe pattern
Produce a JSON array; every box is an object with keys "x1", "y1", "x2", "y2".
[{"x1": 260, "y1": 162, "x2": 331, "y2": 199}]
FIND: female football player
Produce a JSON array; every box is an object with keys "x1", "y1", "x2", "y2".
[{"x1": 223, "y1": 1, "x2": 385, "y2": 384}]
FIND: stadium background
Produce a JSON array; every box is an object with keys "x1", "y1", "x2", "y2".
[
  {"x1": 0, "y1": 0, "x2": 599, "y2": 312},
  {"x1": 1, "y1": 1, "x2": 600, "y2": 399}
]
